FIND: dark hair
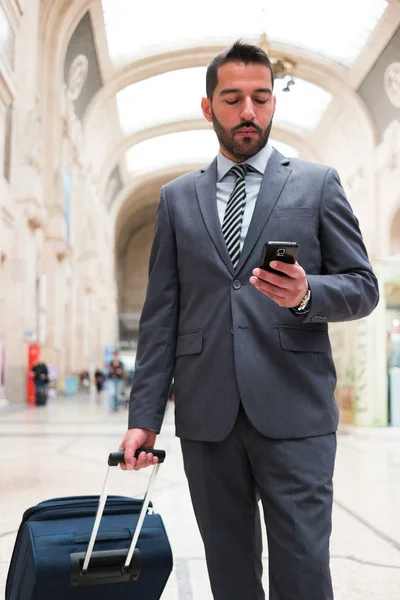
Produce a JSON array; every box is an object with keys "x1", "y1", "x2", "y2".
[{"x1": 206, "y1": 40, "x2": 275, "y2": 99}]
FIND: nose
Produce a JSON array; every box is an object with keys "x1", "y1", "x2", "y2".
[{"x1": 240, "y1": 97, "x2": 256, "y2": 121}]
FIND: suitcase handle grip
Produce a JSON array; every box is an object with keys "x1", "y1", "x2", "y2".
[{"x1": 108, "y1": 449, "x2": 166, "y2": 466}]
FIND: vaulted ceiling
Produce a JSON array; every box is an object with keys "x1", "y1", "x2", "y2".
[{"x1": 39, "y1": 0, "x2": 400, "y2": 251}]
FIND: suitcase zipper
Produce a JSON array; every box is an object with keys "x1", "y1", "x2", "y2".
[{"x1": 23, "y1": 499, "x2": 147, "y2": 522}]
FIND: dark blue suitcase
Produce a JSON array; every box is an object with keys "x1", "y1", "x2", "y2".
[
  {"x1": 35, "y1": 387, "x2": 47, "y2": 406},
  {"x1": 6, "y1": 450, "x2": 173, "y2": 599}
]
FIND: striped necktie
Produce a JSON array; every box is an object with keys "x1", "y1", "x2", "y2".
[{"x1": 222, "y1": 164, "x2": 250, "y2": 269}]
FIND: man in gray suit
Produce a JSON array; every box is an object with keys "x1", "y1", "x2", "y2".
[{"x1": 119, "y1": 41, "x2": 379, "y2": 599}]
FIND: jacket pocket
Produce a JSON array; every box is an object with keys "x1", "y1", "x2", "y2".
[
  {"x1": 278, "y1": 327, "x2": 330, "y2": 353},
  {"x1": 176, "y1": 329, "x2": 203, "y2": 357}
]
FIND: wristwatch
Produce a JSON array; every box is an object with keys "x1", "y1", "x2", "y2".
[{"x1": 294, "y1": 287, "x2": 311, "y2": 312}]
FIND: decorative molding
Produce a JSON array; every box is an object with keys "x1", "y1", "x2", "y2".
[
  {"x1": 61, "y1": 86, "x2": 84, "y2": 153},
  {"x1": 384, "y1": 62, "x2": 400, "y2": 108},
  {"x1": 24, "y1": 203, "x2": 47, "y2": 230},
  {"x1": 21, "y1": 100, "x2": 43, "y2": 170},
  {"x1": 1, "y1": 201, "x2": 15, "y2": 227},
  {"x1": 0, "y1": 55, "x2": 16, "y2": 106},
  {"x1": 67, "y1": 54, "x2": 89, "y2": 101},
  {"x1": 375, "y1": 119, "x2": 400, "y2": 170},
  {"x1": 347, "y1": 1, "x2": 400, "y2": 90},
  {"x1": 105, "y1": 176, "x2": 118, "y2": 208},
  {"x1": 345, "y1": 167, "x2": 366, "y2": 192},
  {"x1": 48, "y1": 238, "x2": 71, "y2": 262},
  {"x1": 1, "y1": 0, "x2": 22, "y2": 31},
  {"x1": 56, "y1": 244, "x2": 71, "y2": 262}
]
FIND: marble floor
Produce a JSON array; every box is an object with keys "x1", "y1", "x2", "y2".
[{"x1": 1, "y1": 392, "x2": 400, "y2": 599}]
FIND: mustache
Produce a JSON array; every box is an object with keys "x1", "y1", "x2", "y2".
[{"x1": 232, "y1": 122, "x2": 262, "y2": 134}]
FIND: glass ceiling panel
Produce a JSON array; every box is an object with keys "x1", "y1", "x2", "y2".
[
  {"x1": 117, "y1": 69, "x2": 332, "y2": 135},
  {"x1": 117, "y1": 68, "x2": 206, "y2": 135},
  {"x1": 102, "y1": 0, "x2": 388, "y2": 68},
  {"x1": 125, "y1": 130, "x2": 298, "y2": 174},
  {"x1": 273, "y1": 78, "x2": 332, "y2": 132}
]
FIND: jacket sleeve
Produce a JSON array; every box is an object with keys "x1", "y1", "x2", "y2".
[
  {"x1": 128, "y1": 185, "x2": 179, "y2": 431},
  {"x1": 302, "y1": 167, "x2": 379, "y2": 324}
]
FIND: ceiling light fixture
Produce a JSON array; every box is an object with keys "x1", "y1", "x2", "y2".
[{"x1": 259, "y1": 33, "x2": 296, "y2": 90}]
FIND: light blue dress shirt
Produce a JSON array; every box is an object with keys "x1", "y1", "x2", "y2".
[{"x1": 216, "y1": 144, "x2": 273, "y2": 250}]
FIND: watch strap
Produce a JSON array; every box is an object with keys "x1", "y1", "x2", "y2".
[{"x1": 294, "y1": 287, "x2": 311, "y2": 312}]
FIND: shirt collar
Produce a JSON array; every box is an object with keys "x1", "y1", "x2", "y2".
[{"x1": 217, "y1": 143, "x2": 273, "y2": 182}]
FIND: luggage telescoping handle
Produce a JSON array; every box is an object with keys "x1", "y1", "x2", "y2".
[{"x1": 82, "y1": 449, "x2": 165, "y2": 573}]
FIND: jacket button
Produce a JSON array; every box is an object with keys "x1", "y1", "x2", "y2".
[
  {"x1": 232, "y1": 280, "x2": 242, "y2": 290},
  {"x1": 230, "y1": 327, "x2": 234, "y2": 335}
]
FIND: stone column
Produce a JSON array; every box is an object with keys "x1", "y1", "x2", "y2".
[{"x1": 4, "y1": 255, "x2": 29, "y2": 403}]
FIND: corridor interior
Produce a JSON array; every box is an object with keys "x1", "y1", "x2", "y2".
[{"x1": 1, "y1": 1, "x2": 400, "y2": 597}]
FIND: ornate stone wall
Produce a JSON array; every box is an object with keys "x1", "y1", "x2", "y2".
[{"x1": 0, "y1": 0, "x2": 118, "y2": 403}]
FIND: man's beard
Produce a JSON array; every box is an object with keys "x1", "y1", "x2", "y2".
[{"x1": 211, "y1": 111, "x2": 273, "y2": 161}]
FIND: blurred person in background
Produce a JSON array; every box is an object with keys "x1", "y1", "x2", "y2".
[
  {"x1": 94, "y1": 368, "x2": 105, "y2": 402},
  {"x1": 108, "y1": 351, "x2": 126, "y2": 412},
  {"x1": 119, "y1": 41, "x2": 379, "y2": 600},
  {"x1": 31, "y1": 360, "x2": 49, "y2": 406},
  {"x1": 78, "y1": 369, "x2": 91, "y2": 394}
]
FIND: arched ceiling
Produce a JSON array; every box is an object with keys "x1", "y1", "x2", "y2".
[
  {"x1": 87, "y1": 0, "x2": 396, "y2": 210},
  {"x1": 39, "y1": 0, "x2": 399, "y2": 230},
  {"x1": 114, "y1": 169, "x2": 188, "y2": 258},
  {"x1": 124, "y1": 131, "x2": 299, "y2": 175},
  {"x1": 116, "y1": 68, "x2": 332, "y2": 136}
]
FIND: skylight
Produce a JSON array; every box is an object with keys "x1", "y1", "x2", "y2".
[
  {"x1": 116, "y1": 68, "x2": 206, "y2": 136},
  {"x1": 273, "y1": 78, "x2": 332, "y2": 132},
  {"x1": 125, "y1": 130, "x2": 298, "y2": 174},
  {"x1": 102, "y1": 0, "x2": 388, "y2": 68},
  {"x1": 117, "y1": 68, "x2": 332, "y2": 136},
  {"x1": 125, "y1": 130, "x2": 217, "y2": 173}
]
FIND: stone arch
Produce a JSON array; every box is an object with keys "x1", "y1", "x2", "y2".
[
  {"x1": 81, "y1": 45, "x2": 377, "y2": 203},
  {"x1": 98, "y1": 120, "x2": 320, "y2": 197},
  {"x1": 114, "y1": 167, "x2": 191, "y2": 338},
  {"x1": 38, "y1": 3, "x2": 378, "y2": 214}
]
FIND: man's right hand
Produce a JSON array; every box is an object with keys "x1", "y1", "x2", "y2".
[{"x1": 119, "y1": 428, "x2": 158, "y2": 471}]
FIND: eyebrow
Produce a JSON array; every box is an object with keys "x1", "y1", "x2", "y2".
[{"x1": 219, "y1": 87, "x2": 273, "y2": 96}]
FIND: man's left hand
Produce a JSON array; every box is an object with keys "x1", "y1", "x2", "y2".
[{"x1": 249, "y1": 262, "x2": 308, "y2": 308}]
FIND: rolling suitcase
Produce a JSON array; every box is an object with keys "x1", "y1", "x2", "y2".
[
  {"x1": 35, "y1": 387, "x2": 47, "y2": 406},
  {"x1": 6, "y1": 449, "x2": 173, "y2": 599}
]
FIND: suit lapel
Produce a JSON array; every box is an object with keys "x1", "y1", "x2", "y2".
[
  {"x1": 236, "y1": 150, "x2": 291, "y2": 273},
  {"x1": 195, "y1": 158, "x2": 235, "y2": 276}
]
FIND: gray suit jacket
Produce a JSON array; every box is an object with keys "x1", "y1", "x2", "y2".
[{"x1": 128, "y1": 149, "x2": 379, "y2": 441}]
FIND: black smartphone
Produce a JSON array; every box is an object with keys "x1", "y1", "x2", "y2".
[{"x1": 259, "y1": 241, "x2": 300, "y2": 277}]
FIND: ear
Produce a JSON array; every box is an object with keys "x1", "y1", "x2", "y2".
[{"x1": 201, "y1": 97, "x2": 213, "y2": 123}]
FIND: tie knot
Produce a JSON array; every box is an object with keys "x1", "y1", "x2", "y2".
[{"x1": 230, "y1": 164, "x2": 248, "y2": 180}]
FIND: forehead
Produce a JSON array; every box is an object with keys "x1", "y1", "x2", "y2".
[{"x1": 215, "y1": 61, "x2": 273, "y2": 92}]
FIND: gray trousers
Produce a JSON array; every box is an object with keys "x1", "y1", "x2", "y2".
[{"x1": 181, "y1": 406, "x2": 336, "y2": 600}]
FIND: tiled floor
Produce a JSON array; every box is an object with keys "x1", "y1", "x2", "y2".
[{"x1": 1, "y1": 392, "x2": 400, "y2": 598}]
